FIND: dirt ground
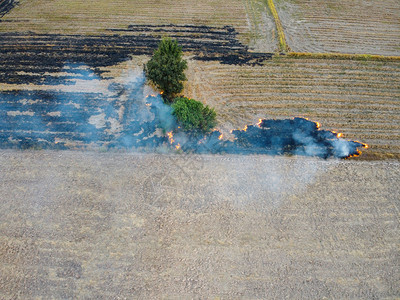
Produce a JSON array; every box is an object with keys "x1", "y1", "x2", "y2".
[{"x1": 0, "y1": 150, "x2": 398, "y2": 299}]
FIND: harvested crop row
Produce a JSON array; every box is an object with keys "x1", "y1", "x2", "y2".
[{"x1": 275, "y1": 0, "x2": 400, "y2": 56}]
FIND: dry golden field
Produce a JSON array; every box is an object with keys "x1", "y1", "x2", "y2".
[{"x1": 275, "y1": 0, "x2": 400, "y2": 55}]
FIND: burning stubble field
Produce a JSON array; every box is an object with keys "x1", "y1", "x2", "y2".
[
  {"x1": 3, "y1": 54, "x2": 398, "y2": 158},
  {"x1": 1, "y1": 0, "x2": 400, "y2": 298},
  {"x1": 187, "y1": 58, "x2": 400, "y2": 160},
  {"x1": 0, "y1": 0, "x2": 399, "y2": 159}
]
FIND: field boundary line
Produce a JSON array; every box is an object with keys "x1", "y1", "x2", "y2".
[
  {"x1": 265, "y1": 0, "x2": 400, "y2": 61},
  {"x1": 285, "y1": 52, "x2": 400, "y2": 62},
  {"x1": 265, "y1": 0, "x2": 289, "y2": 53}
]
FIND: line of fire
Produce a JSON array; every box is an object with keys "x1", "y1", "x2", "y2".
[{"x1": 0, "y1": 87, "x2": 367, "y2": 159}]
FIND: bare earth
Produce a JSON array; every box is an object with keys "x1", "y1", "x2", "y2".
[{"x1": 0, "y1": 150, "x2": 399, "y2": 299}]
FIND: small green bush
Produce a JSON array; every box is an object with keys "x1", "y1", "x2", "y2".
[{"x1": 172, "y1": 97, "x2": 217, "y2": 134}]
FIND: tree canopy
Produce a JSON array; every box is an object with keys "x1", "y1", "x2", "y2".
[{"x1": 144, "y1": 38, "x2": 188, "y2": 102}]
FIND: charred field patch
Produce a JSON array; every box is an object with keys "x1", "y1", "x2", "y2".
[
  {"x1": 0, "y1": 25, "x2": 272, "y2": 85},
  {"x1": 0, "y1": 25, "x2": 271, "y2": 152},
  {"x1": 0, "y1": 0, "x2": 18, "y2": 19},
  {"x1": 0, "y1": 82, "x2": 171, "y2": 151}
]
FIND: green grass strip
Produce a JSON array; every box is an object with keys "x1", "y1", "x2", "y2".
[{"x1": 266, "y1": 0, "x2": 289, "y2": 53}]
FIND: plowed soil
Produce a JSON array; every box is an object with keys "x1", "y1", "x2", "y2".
[{"x1": 0, "y1": 151, "x2": 399, "y2": 298}]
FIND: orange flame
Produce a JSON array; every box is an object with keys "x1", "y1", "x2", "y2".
[
  {"x1": 218, "y1": 134, "x2": 223, "y2": 140},
  {"x1": 243, "y1": 125, "x2": 248, "y2": 132},
  {"x1": 257, "y1": 119, "x2": 263, "y2": 127},
  {"x1": 315, "y1": 121, "x2": 321, "y2": 129},
  {"x1": 167, "y1": 131, "x2": 182, "y2": 151},
  {"x1": 167, "y1": 131, "x2": 174, "y2": 144},
  {"x1": 331, "y1": 130, "x2": 342, "y2": 138},
  {"x1": 345, "y1": 142, "x2": 368, "y2": 159},
  {"x1": 355, "y1": 141, "x2": 369, "y2": 149},
  {"x1": 345, "y1": 150, "x2": 362, "y2": 159}
]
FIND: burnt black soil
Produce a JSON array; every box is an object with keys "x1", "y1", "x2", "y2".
[
  {"x1": 0, "y1": 0, "x2": 18, "y2": 18},
  {"x1": 0, "y1": 89, "x2": 169, "y2": 150},
  {"x1": 0, "y1": 25, "x2": 272, "y2": 84}
]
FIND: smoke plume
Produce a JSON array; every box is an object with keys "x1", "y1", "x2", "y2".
[{"x1": 0, "y1": 64, "x2": 366, "y2": 158}]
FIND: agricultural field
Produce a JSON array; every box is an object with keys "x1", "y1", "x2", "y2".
[
  {"x1": 275, "y1": 0, "x2": 400, "y2": 55},
  {"x1": 2, "y1": 52, "x2": 399, "y2": 159},
  {"x1": 0, "y1": 0, "x2": 277, "y2": 52},
  {"x1": 186, "y1": 58, "x2": 400, "y2": 160},
  {"x1": 0, "y1": 0, "x2": 400, "y2": 298},
  {"x1": 1, "y1": 0, "x2": 399, "y2": 160}
]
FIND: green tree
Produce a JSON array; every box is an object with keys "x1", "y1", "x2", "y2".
[
  {"x1": 144, "y1": 38, "x2": 188, "y2": 102},
  {"x1": 172, "y1": 97, "x2": 217, "y2": 134}
]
